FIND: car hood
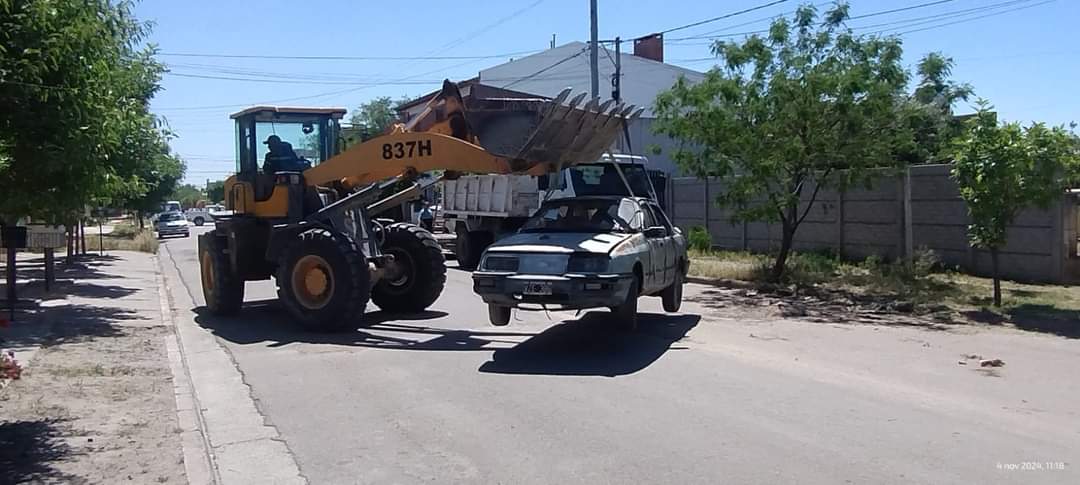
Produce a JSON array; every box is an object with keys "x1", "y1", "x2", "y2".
[{"x1": 486, "y1": 232, "x2": 631, "y2": 255}]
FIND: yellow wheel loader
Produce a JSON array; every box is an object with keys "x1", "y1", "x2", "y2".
[{"x1": 199, "y1": 80, "x2": 641, "y2": 332}]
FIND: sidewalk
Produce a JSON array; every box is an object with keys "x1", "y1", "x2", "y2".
[{"x1": 0, "y1": 252, "x2": 186, "y2": 484}]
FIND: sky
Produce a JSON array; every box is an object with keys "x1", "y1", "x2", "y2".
[{"x1": 134, "y1": 0, "x2": 1080, "y2": 186}]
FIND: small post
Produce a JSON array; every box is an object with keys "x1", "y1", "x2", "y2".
[
  {"x1": 6, "y1": 246, "x2": 14, "y2": 321},
  {"x1": 99, "y1": 220, "x2": 104, "y2": 256},
  {"x1": 44, "y1": 248, "x2": 54, "y2": 292}
]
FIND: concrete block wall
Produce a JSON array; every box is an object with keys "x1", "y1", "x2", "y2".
[{"x1": 670, "y1": 164, "x2": 1077, "y2": 283}]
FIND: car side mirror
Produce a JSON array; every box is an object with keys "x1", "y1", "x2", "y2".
[{"x1": 644, "y1": 226, "x2": 667, "y2": 238}]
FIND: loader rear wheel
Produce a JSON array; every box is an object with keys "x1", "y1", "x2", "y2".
[
  {"x1": 199, "y1": 233, "x2": 244, "y2": 316},
  {"x1": 276, "y1": 230, "x2": 370, "y2": 332},
  {"x1": 372, "y1": 223, "x2": 446, "y2": 313}
]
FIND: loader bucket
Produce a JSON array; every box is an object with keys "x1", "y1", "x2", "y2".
[{"x1": 411, "y1": 80, "x2": 641, "y2": 171}]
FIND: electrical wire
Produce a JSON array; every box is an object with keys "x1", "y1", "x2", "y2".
[
  {"x1": 887, "y1": 0, "x2": 1052, "y2": 35},
  {"x1": 155, "y1": 49, "x2": 543, "y2": 61},
  {"x1": 656, "y1": 0, "x2": 789, "y2": 35}
]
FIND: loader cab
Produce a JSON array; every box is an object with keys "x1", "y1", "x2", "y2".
[{"x1": 230, "y1": 106, "x2": 346, "y2": 203}]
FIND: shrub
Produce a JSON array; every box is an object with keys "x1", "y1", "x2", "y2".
[{"x1": 688, "y1": 226, "x2": 712, "y2": 252}]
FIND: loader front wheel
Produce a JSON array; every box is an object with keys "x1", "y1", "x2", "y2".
[
  {"x1": 454, "y1": 227, "x2": 491, "y2": 271},
  {"x1": 199, "y1": 233, "x2": 244, "y2": 316},
  {"x1": 373, "y1": 223, "x2": 446, "y2": 313},
  {"x1": 276, "y1": 230, "x2": 370, "y2": 332}
]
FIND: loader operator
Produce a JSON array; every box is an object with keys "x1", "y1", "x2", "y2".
[{"x1": 262, "y1": 135, "x2": 304, "y2": 173}]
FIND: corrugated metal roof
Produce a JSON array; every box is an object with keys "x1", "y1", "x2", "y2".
[{"x1": 478, "y1": 42, "x2": 705, "y2": 118}]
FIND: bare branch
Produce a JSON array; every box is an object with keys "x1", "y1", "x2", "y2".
[{"x1": 795, "y1": 168, "x2": 833, "y2": 227}]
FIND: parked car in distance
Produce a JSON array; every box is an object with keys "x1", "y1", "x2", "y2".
[
  {"x1": 472, "y1": 196, "x2": 687, "y2": 329},
  {"x1": 185, "y1": 204, "x2": 230, "y2": 226},
  {"x1": 155, "y1": 211, "x2": 190, "y2": 238}
]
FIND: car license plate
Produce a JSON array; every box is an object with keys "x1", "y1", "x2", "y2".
[{"x1": 522, "y1": 281, "x2": 553, "y2": 296}]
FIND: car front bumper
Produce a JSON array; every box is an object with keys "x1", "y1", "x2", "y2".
[
  {"x1": 157, "y1": 226, "x2": 189, "y2": 236},
  {"x1": 473, "y1": 272, "x2": 634, "y2": 310}
]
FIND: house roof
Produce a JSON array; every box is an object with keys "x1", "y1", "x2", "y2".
[{"x1": 478, "y1": 42, "x2": 705, "y2": 118}]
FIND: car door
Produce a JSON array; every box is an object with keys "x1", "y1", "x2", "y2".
[
  {"x1": 645, "y1": 203, "x2": 676, "y2": 288},
  {"x1": 638, "y1": 202, "x2": 665, "y2": 293}
]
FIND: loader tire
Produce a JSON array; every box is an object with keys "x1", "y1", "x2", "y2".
[
  {"x1": 276, "y1": 230, "x2": 370, "y2": 332},
  {"x1": 454, "y1": 228, "x2": 491, "y2": 271},
  {"x1": 199, "y1": 232, "x2": 244, "y2": 316},
  {"x1": 372, "y1": 223, "x2": 447, "y2": 313}
]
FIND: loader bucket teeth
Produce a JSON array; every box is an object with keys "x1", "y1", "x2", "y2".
[{"x1": 464, "y1": 82, "x2": 634, "y2": 171}]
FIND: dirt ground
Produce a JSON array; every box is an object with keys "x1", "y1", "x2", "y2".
[{"x1": 1, "y1": 255, "x2": 185, "y2": 484}]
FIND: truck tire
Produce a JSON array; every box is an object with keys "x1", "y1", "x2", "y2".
[
  {"x1": 372, "y1": 223, "x2": 447, "y2": 313},
  {"x1": 276, "y1": 230, "x2": 370, "y2": 332},
  {"x1": 661, "y1": 270, "x2": 683, "y2": 313},
  {"x1": 455, "y1": 228, "x2": 491, "y2": 271},
  {"x1": 610, "y1": 276, "x2": 640, "y2": 331},
  {"x1": 199, "y1": 232, "x2": 244, "y2": 315},
  {"x1": 488, "y1": 304, "x2": 511, "y2": 326}
]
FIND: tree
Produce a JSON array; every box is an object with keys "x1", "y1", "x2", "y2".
[
  {"x1": 348, "y1": 97, "x2": 408, "y2": 140},
  {"x1": 898, "y1": 52, "x2": 974, "y2": 164},
  {"x1": 653, "y1": 2, "x2": 912, "y2": 281},
  {"x1": 206, "y1": 181, "x2": 225, "y2": 203},
  {"x1": 0, "y1": 0, "x2": 167, "y2": 225},
  {"x1": 951, "y1": 101, "x2": 1079, "y2": 306},
  {"x1": 171, "y1": 184, "x2": 204, "y2": 209}
]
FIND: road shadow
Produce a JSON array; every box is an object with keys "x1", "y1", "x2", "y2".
[
  {"x1": 193, "y1": 299, "x2": 535, "y2": 351},
  {"x1": 478, "y1": 312, "x2": 699, "y2": 377},
  {"x1": 0, "y1": 419, "x2": 82, "y2": 484}
]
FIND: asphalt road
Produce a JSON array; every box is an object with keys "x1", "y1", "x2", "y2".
[{"x1": 162, "y1": 227, "x2": 1079, "y2": 484}]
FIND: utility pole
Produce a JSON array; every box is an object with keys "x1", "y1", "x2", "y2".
[
  {"x1": 589, "y1": 0, "x2": 599, "y2": 103},
  {"x1": 550, "y1": 33, "x2": 556, "y2": 49},
  {"x1": 612, "y1": 37, "x2": 623, "y2": 152}
]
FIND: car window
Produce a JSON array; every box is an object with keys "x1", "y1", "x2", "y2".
[
  {"x1": 640, "y1": 202, "x2": 657, "y2": 230},
  {"x1": 159, "y1": 213, "x2": 183, "y2": 222},
  {"x1": 521, "y1": 198, "x2": 632, "y2": 233},
  {"x1": 648, "y1": 204, "x2": 673, "y2": 233}
]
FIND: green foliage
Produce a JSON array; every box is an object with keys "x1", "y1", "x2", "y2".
[
  {"x1": 687, "y1": 226, "x2": 712, "y2": 252},
  {"x1": 349, "y1": 97, "x2": 409, "y2": 140},
  {"x1": 0, "y1": 0, "x2": 176, "y2": 223},
  {"x1": 171, "y1": 184, "x2": 205, "y2": 210},
  {"x1": 653, "y1": 2, "x2": 912, "y2": 280},
  {"x1": 951, "y1": 101, "x2": 1078, "y2": 250},
  {"x1": 206, "y1": 181, "x2": 225, "y2": 203},
  {"x1": 898, "y1": 52, "x2": 975, "y2": 164}
]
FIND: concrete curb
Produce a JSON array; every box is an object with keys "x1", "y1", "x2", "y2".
[{"x1": 158, "y1": 243, "x2": 306, "y2": 485}]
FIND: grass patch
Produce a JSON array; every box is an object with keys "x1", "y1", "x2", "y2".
[
  {"x1": 85, "y1": 228, "x2": 158, "y2": 253},
  {"x1": 688, "y1": 248, "x2": 1080, "y2": 331}
]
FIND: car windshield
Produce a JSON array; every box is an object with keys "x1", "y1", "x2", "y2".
[
  {"x1": 568, "y1": 163, "x2": 654, "y2": 198},
  {"x1": 520, "y1": 199, "x2": 635, "y2": 233},
  {"x1": 159, "y1": 213, "x2": 183, "y2": 222}
]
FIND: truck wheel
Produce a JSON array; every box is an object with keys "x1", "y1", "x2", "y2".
[
  {"x1": 372, "y1": 223, "x2": 446, "y2": 313},
  {"x1": 199, "y1": 232, "x2": 244, "y2": 315},
  {"x1": 610, "y1": 276, "x2": 640, "y2": 331},
  {"x1": 193, "y1": 217, "x2": 205, "y2": 226},
  {"x1": 488, "y1": 304, "x2": 511, "y2": 326},
  {"x1": 276, "y1": 230, "x2": 370, "y2": 332},
  {"x1": 455, "y1": 227, "x2": 485, "y2": 270},
  {"x1": 661, "y1": 270, "x2": 683, "y2": 313}
]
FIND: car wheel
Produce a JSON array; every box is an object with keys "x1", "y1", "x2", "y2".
[
  {"x1": 193, "y1": 217, "x2": 205, "y2": 226},
  {"x1": 661, "y1": 269, "x2": 683, "y2": 313},
  {"x1": 610, "y1": 276, "x2": 639, "y2": 331},
  {"x1": 488, "y1": 304, "x2": 511, "y2": 326}
]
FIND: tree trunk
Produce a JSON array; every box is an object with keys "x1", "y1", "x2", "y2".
[
  {"x1": 990, "y1": 246, "x2": 1002, "y2": 307},
  {"x1": 138, "y1": 212, "x2": 145, "y2": 230},
  {"x1": 771, "y1": 222, "x2": 795, "y2": 282},
  {"x1": 66, "y1": 222, "x2": 74, "y2": 264},
  {"x1": 79, "y1": 220, "x2": 86, "y2": 255}
]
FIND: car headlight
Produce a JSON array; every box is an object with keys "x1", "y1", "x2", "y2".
[
  {"x1": 481, "y1": 254, "x2": 519, "y2": 272},
  {"x1": 567, "y1": 254, "x2": 609, "y2": 273}
]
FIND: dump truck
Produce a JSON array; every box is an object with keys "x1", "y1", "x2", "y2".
[
  {"x1": 442, "y1": 154, "x2": 668, "y2": 269},
  {"x1": 199, "y1": 80, "x2": 640, "y2": 331}
]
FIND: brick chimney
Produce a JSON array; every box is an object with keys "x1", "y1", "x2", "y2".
[{"x1": 633, "y1": 33, "x2": 663, "y2": 62}]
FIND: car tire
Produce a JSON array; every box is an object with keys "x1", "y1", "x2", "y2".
[
  {"x1": 371, "y1": 223, "x2": 446, "y2": 313},
  {"x1": 275, "y1": 230, "x2": 370, "y2": 332},
  {"x1": 610, "y1": 276, "x2": 639, "y2": 331},
  {"x1": 488, "y1": 304, "x2": 511, "y2": 326},
  {"x1": 193, "y1": 217, "x2": 205, "y2": 226},
  {"x1": 661, "y1": 269, "x2": 683, "y2": 313}
]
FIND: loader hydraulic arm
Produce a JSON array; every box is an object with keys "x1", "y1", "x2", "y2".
[{"x1": 302, "y1": 131, "x2": 536, "y2": 188}]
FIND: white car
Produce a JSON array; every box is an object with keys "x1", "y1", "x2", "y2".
[
  {"x1": 185, "y1": 205, "x2": 229, "y2": 226},
  {"x1": 155, "y1": 211, "x2": 191, "y2": 238},
  {"x1": 472, "y1": 196, "x2": 688, "y2": 329}
]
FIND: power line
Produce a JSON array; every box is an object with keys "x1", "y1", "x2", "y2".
[
  {"x1": 155, "y1": 49, "x2": 543, "y2": 61},
  {"x1": 657, "y1": 0, "x2": 789, "y2": 35},
  {"x1": 888, "y1": 0, "x2": 1051, "y2": 35},
  {"x1": 434, "y1": 0, "x2": 548, "y2": 55},
  {"x1": 502, "y1": 46, "x2": 589, "y2": 89},
  {"x1": 847, "y1": 0, "x2": 956, "y2": 20}
]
